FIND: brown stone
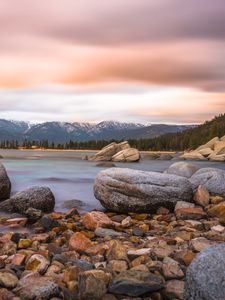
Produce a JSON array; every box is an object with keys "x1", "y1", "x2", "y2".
[
  {"x1": 85, "y1": 243, "x2": 109, "y2": 256},
  {"x1": 78, "y1": 270, "x2": 110, "y2": 300},
  {"x1": 0, "y1": 271, "x2": 18, "y2": 288},
  {"x1": 157, "y1": 207, "x2": 170, "y2": 215},
  {"x1": 0, "y1": 237, "x2": 16, "y2": 256},
  {"x1": 131, "y1": 255, "x2": 151, "y2": 268},
  {"x1": 175, "y1": 250, "x2": 196, "y2": 266},
  {"x1": 194, "y1": 185, "x2": 210, "y2": 207},
  {"x1": 175, "y1": 207, "x2": 206, "y2": 220},
  {"x1": 18, "y1": 239, "x2": 32, "y2": 249},
  {"x1": 208, "y1": 202, "x2": 225, "y2": 224},
  {"x1": 12, "y1": 253, "x2": 26, "y2": 266},
  {"x1": 162, "y1": 257, "x2": 184, "y2": 279},
  {"x1": 107, "y1": 260, "x2": 128, "y2": 273},
  {"x1": 26, "y1": 254, "x2": 50, "y2": 274},
  {"x1": 106, "y1": 240, "x2": 128, "y2": 262},
  {"x1": 63, "y1": 266, "x2": 81, "y2": 283},
  {"x1": 69, "y1": 232, "x2": 93, "y2": 253},
  {"x1": 132, "y1": 213, "x2": 148, "y2": 221},
  {"x1": 190, "y1": 237, "x2": 215, "y2": 252},
  {"x1": 0, "y1": 288, "x2": 15, "y2": 299},
  {"x1": 82, "y1": 211, "x2": 114, "y2": 230},
  {"x1": 210, "y1": 195, "x2": 224, "y2": 205},
  {"x1": 165, "y1": 280, "x2": 184, "y2": 299},
  {"x1": 121, "y1": 216, "x2": 132, "y2": 227}
]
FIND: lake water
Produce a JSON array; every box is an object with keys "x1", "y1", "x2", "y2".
[{"x1": 1, "y1": 149, "x2": 225, "y2": 213}]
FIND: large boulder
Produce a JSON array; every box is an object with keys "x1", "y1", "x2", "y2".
[
  {"x1": 208, "y1": 153, "x2": 225, "y2": 162},
  {"x1": 88, "y1": 141, "x2": 130, "y2": 161},
  {"x1": 112, "y1": 148, "x2": 140, "y2": 162},
  {"x1": 214, "y1": 141, "x2": 225, "y2": 155},
  {"x1": 0, "y1": 186, "x2": 55, "y2": 214},
  {"x1": 184, "y1": 243, "x2": 225, "y2": 300},
  {"x1": 164, "y1": 162, "x2": 199, "y2": 178},
  {"x1": 0, "y1": 163, "x2": 11, "y2": 201},
  {"x1": 190, "y1": 168, "x2": 225, "y2": 195},
  {"x1": 196, "y1": 137, "x2": 220, "y2": 151},
  {"x1": 94, "y1": 168, "x2": 193, "y2": 213},
  {"x1": 180, "y1": 151, "x2": 207, "y2": 161}
]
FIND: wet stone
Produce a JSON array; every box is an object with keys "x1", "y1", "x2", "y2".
[{"x1": 108, "y1": 270, "x2": 164, "y2": 297}]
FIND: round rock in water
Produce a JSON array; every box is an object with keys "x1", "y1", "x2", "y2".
[
  {"x1": 0, "y1": 163, "x2": 11, "y2": 200},
  {"x1": 0, "y1": 186, "x2": 55, "y2": 214},
  {"x1": 184, "y1": 243, "x2": 225, "y2": 300},
  {"x1": 164, "y1": 162, "x2": 199, "y2": 178},
  {"x1": 94, "y1": 168, "x2": 193, "y2": 213},
  {"x1": 190, "y1": 168, "x2": 225, "y2": 195}
]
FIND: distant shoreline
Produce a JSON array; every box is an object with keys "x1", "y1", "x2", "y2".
[{"x1": 2, "y1": 148, "x2": 178, "y2": 154}]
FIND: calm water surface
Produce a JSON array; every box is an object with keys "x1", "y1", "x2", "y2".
[{"x1": 1, "y1": 149, "x2": 225, "y2": 212}]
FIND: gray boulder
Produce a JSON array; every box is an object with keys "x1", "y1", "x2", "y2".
[
  {"x1": 0, "y1": 163, "x2": 11, "y2": 201},
  {"x1": 164, "y1": 162, "x2": 199, "y2": 178},
  {"x1": 0, "y1": 186, "x2": 55, "y2": 214},
  {"x1": 94, "y1": 168, "x2": 193, "y2": 213},
  {"x1": 190, "y1": 168, "x2": 225, "y2": 195},
  {"x1": 184, "y1": 243, "x2": 225, "y2": 300}
]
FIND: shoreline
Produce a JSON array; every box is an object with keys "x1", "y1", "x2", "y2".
[{"x1": 1, "y1": 147, "x2": 179, "y2": 154}]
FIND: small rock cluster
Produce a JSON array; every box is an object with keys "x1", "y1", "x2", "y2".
[
  {"x1": 0, "y1": 190, "x2": 225, "y2": 299},
  {"x1": 1, "y1": 161, "x2": 225, "y2": 299},
  {"x1": 181, "y1": 136, "x2": 225, "y2": 161}
]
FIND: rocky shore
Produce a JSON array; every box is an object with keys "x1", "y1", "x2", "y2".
[{"x1": 0, "y1": 162, "x2": 225, "y2": 299}]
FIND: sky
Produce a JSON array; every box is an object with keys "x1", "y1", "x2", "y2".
[{"x1": 0, "y1": 0, "x2": 225, "y2": 124}]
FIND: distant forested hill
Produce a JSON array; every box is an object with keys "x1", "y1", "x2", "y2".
[{"x1": 137, "y1": 114, "x2": 225, "y2": 151}]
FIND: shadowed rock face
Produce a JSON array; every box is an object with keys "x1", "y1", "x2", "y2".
[
  {"x1": 0, "y1": 186, "x2": 55, "y2": 214},
  {"x1": 184, "y1": 243, "x2": 225, "y2": 300},
  {"x1": 94, "y1": 168, "x2": 193, "y2": 213},
  {"x1": 190, "y1": 168, "x2": 225, "y2": 195},
  {"x1": 0, "y1": 163, "x2": 11, "y2": 201}
]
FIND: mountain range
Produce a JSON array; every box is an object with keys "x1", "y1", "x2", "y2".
[{"x1": 0, "y1": 119, "x2": 194, "y2": 142}]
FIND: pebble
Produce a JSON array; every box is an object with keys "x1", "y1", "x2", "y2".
[
  {"x1": 194, "y1": 185, "x2": 210, "y2": 207},
  {"x1": 82, "y1": 211, "x2": 114, "y2": 230},
  {"x1": 26, "y1": 254, "x2": 50, "y2": 274},
  {"x1": 95, "y1": 227, "x2": 122, "y2": 237},
  {"x1": 0, "y1": 271, "x2": 18, "y2": 288},
  {"x1": 0, "y1": 191, "x2": 225, "y2": 300},
  {"x1": 69, "y1": 232, "x2": 93, "y2": 253}
]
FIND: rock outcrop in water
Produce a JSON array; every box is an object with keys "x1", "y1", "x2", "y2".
[
  {"x1": 88, "y1": 141, "x2": 140, "y2": 162},
  {"x1": 0, "y1": 186, "x2": 55, "y2": 214},
  {"x1": 94, "y1": 168, "x2": 193, "y2": 213},
  {"x1": 0, "y1": 163, "x2": 11, "y2": 200},
  {"x1": 180, "y1": 136, "x2": 225, "y2": 161}
]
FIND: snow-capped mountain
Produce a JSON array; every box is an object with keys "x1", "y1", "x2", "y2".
[{"x1": 0, "y1": 119, "x2": 194, "y2": 142}]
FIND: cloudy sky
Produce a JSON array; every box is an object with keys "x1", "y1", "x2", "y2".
[{"x1": 0, "y1": 0, "x2": 225, "y2": 124}]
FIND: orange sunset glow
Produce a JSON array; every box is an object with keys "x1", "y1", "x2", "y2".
[{"x1": 0, "y1": 0, "x2": 225, "y2": 123}]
